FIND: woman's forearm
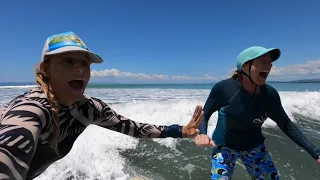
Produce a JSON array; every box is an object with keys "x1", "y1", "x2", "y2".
[{"x1": 280, "y1": 121, "x2": 320, "y2": 160}]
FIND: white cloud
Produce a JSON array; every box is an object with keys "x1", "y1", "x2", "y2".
[
  {"x1": 172, "y1": 74, "x2": 216, "y2": 81},
  {"x1": 270, "y1": 60, "x2": 320, "y2": 76},
  {"x1": 91, "y1": 69, "x2": 220, "y2": 82},
  {"x1": 91, "y1": 69, "x2": 169, "y2": 80}
]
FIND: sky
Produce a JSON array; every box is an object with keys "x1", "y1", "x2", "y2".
[{"x1": 0, "y1": 0, "x2": 319, "y2": 83}]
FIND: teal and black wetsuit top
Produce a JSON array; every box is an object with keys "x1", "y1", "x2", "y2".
[{"x1": 200, "y1": 78, "x2": 320, "y2": 160}]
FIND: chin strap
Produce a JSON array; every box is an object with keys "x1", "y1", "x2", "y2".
[{"x1": 240, "y1": 61, "x2": 258, "y2": 100}]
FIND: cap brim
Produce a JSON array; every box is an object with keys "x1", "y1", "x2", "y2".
[
  {"x1": 44, "y1": 46, "x2": 103, "y2": 63},
  {"x1": 254, "y1": 48, "x2": 281, "y2": 62},
  {"x1": 268, "y1": 48, "x2": 281, "y2": 62}
]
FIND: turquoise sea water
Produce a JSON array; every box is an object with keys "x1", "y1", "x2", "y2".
[{"x1": 1, "y1": 82, "x2": 320, "y2": 92}]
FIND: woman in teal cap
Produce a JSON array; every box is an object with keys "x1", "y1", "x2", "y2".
[
  {"x1": 0, "y1": 31, "x2": 204, "y2": 180},
  {"x1": 195, "y1": 46, "x2": 320, "y2": 179}
]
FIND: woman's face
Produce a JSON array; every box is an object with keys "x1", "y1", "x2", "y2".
[
  {"x1": 242, "y1": 53, "x2": 273, "y2": 85},
  {"x1": 41, "y1": 51, "x2": 92, "y2": 105}
]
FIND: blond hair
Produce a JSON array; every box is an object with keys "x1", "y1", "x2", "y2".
[{"x1": 35, "y1": 60, "x2": 60, "y2": 156}]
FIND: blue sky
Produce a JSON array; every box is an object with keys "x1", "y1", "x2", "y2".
[{"x1": 0, "y1": 0, "x2": 319, "y2": 83}]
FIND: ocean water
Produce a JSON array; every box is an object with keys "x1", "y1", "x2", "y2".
[{"x1": 0, "y1": 82, "x2": 320, "y2": 180}]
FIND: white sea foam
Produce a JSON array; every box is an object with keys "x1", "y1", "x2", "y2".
[
  {"x1": 0, "y1": 85, "x2": 37, "y2": 89},
  {"x1": 0, "y1": 86, "x2": 319, "y2": 179}
]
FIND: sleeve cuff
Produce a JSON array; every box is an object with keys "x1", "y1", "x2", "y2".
[
  {"x1": 311, "y1": 149, "x2": 320, "y2": 160},
  {"x1": 162, "y1": 124, "x2": 183, "y2": 138}
]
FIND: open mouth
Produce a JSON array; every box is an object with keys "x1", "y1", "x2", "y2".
[
  {"x1": 259, "y1": 72, "x2": 269, "y2": 79},
  {"x1": 68, "y1": 79, "x2": 84, "y2": 91}
]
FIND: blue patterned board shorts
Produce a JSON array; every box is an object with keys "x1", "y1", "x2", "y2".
[{"x1": 211, "y1": 144, "x2": 279, "y2": 180}]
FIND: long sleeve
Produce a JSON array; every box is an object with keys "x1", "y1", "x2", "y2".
[
  {"x1": 280, "y1": 121, "x2": 320, "y2": 160},
  {"x1": 199, "y1": 83, "x2": 224, "y2": 134},
  {"x1": 90, "y1": 97, "x2": 182, "y2": 138},
  {"x1": 267, "y1": 86, "x2": 320, "y2": 160},
  {"x1": 0, "y1": 100, "x2": 48, "y2": 180}
]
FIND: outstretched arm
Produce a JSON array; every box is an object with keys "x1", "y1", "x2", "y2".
[
  {"x1": 268, "y1": 88, "x2": 320, "y2": 161},
  {"x1": 199, "y1": 83, "x2": 223, "y2": 135},
  {"x1": 0, "y1": 100, "x2": 48, "y2": 180},
  {"x1": 90, "y1": 97, "x2": 203, "y2": 138},
  {"x1": 279, "y1": 120, "x2": 320, "y2": 160}
]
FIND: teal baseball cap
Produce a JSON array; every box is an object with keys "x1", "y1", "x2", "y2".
[{"x1": 237, "y1": 46, "x2": 281, "y2": 72}]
